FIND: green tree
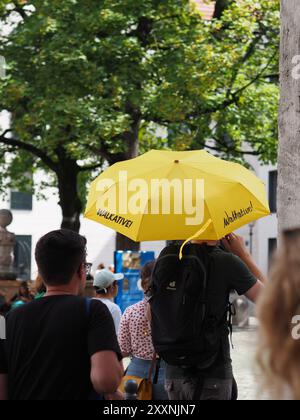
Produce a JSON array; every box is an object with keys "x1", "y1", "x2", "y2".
[{"x1": 0, "y1": 0, "x2": 279, "y2": 248}]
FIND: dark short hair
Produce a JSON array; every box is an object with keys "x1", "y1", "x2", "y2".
[
  {"x1": 141, "y1": 260, "x2": 156, "y2": 293},
  {"x1": 35, "y1": 230, "x2": 87, "y2": 286},
  {"x1": 19, "y1": 281, "x2": 29, "y2": 291}
]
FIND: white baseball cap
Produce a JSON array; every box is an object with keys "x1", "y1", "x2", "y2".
[{"x1": 93, "y1": 269, "x2": 124, "y2": 292}]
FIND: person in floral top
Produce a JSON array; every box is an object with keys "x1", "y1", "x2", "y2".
[{"x1": 118, "y1": 261, "x2": 168, "y2": 400}]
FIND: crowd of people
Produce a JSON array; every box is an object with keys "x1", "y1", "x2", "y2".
[
  {"x1": 0, "y1": 227, "x2": 299, "y2": 400},
  {"x1": 0, "y1": 281, "x2": 37, "y2": 316}
]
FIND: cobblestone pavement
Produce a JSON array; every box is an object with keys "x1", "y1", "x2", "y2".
[{"x1": 231, "y1": 324, "x2": 268, "y2": 400}]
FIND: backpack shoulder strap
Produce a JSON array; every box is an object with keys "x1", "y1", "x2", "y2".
[
  {"x1": 85, "y1": 297, "x2": 92, "y2": 318},
  {"x1": 227, "y1": 301, "x2": 236, "y2": 349}
]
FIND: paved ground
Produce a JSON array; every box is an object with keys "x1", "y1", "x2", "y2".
[
  {"x1": 231, "y1": 323, "x2": 268, "y2": 400},
  {"x1": 124, "y1": 320, "x2": 268, "y2": 400}
]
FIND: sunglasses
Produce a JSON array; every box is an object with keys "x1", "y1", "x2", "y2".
[{"x1": 84, "y1": 263, "x2": 92, "y2": 276}]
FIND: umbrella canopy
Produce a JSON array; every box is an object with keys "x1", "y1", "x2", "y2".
[{"x1": 84, "y1": 150, "x2": 270, "y2": 242}]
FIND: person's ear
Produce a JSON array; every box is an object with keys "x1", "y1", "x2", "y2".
[
  {"x1": 108, "y1": 283, "x2": 116, "y2": 293},
  {"x1": 78, "y1": 263, "x2": 85, "y2": 280}
]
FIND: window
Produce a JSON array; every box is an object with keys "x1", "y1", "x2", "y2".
[
  {"x1": 269, "y1": 171, "x2": 277, "y2": 214},
  {"x1": 10, "y1": 191, "x2": 33, "y2": 211},
  {"x1": 14, "y1": 235, "x2": 32, "y2": 280},
  {"x1": 268, "y1": 238, "x2": 277, "y2": 268}
]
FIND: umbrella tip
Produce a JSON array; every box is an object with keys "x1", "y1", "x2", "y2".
[{"x1": 174, "y1": 160, "x2": 179, "y2": 164}]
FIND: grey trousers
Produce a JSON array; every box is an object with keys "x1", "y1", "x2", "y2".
[{"x1": 165, "y1": 377, "x2": 233, "y2": 401}]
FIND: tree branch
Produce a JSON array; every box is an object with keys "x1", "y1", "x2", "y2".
[
  {"x1": 78, "y1": 162, "x2": 104, "y2": 172},
  {"x1": 213, "y1": 0, "x2": 233, "y2": 20},
  {"x1": 85, "y1": 143, "x2": 126, "y2": 165},
  {"x1": 12, "y1": 1, "x2": 27, "y2": 20},
  {"x1": 190, "y1": 50, "x2": 277, "y2": 118},
  {"x1": 0, "y1": 130, "x2": 58, "y2": 172},
  {"x1": 207, "y1": 140, "x2": 261, "y2": 157},
  {"x1": 230, "y1": 51, "x2": 277, "y2": 96},
  {"x1": 148, "y1": 49, "x2": 277, "y2": 126},
  {"x1": 226, "y1": 36, "x2": 263, "y2": 100}
]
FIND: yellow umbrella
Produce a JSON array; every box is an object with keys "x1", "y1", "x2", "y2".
[{"x1": 84, "y1": 150, "x2": 270, "y2": 247}]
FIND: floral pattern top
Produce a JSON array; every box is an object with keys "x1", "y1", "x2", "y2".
[{"x1": 118, "y1": 299, "x2": 155, "y2": 361}]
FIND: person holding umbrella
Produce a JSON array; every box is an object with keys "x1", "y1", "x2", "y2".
[
  {"x1": 149, "y1": 232, "x2": 265, "y2": 401},
  {"x1": 85, "y1": 149, "x2": 271, "y2": 401}
]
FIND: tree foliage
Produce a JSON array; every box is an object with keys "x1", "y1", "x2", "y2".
[{"x1": 0, "y1": 0, "x2": 279, "y2": 233}]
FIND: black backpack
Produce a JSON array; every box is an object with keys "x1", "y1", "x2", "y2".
[{"x1": 150, "y1": 244, "x2": 227, "y2": 369}]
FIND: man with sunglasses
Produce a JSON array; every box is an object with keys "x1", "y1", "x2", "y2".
[{"x1": 0, "y1": 229, "x2": 123, "y2": 400}]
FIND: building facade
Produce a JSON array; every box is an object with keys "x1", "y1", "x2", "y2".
[{"x1": 0, "y1": 174, "x2": 166, "y2": 280}]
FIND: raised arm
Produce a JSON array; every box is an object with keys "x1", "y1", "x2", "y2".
[
  {"x1": 244, "y1": 281, "x2": 264, "y2": 303},
  {"x1": 222, "y1": 233, "x2": 268, "y2": 284}
]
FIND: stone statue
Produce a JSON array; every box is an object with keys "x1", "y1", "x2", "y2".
[{"x1": 0, "y1": 209, "x2": 16, "y2": 280}]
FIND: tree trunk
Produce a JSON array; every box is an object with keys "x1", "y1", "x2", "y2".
[
  {"x1": 213, "y1": 0, "x2": 232, "y2": 19},
  {"x1": 115, "y1": 110, "x2": 141, "y2": 251},
  {"x1": 115, "y1": 134, "x2": 141, "y2": 251},
  {"x1": 278, "y1": 0, "x2": 300, "y2": 231},
  {"x1": 116, "y1": 234, "x2": 140, "y2": 252},
  {"x1": 57, "y1": 164, "x2": 82, "y2": 233}
]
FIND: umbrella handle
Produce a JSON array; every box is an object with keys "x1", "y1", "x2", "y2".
[{"x1": 179, "y1": 219, "x2": 213, "y2": 260}]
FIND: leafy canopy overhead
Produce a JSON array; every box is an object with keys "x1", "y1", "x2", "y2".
[{"x1": 0, "y1": 0, "x2": 279, "y2": 201}]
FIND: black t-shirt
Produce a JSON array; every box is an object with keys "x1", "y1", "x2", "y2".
[
  {"x1": 0, "y1": 295, "x2": 122, "y2": 400},
  {"x1": 166, "y1": 245, "x2": 257, "y2": 380}
]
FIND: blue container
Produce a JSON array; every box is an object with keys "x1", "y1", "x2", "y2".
[{"x1": 115, "y1": 251, "x2": 155, "y2": 313}]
